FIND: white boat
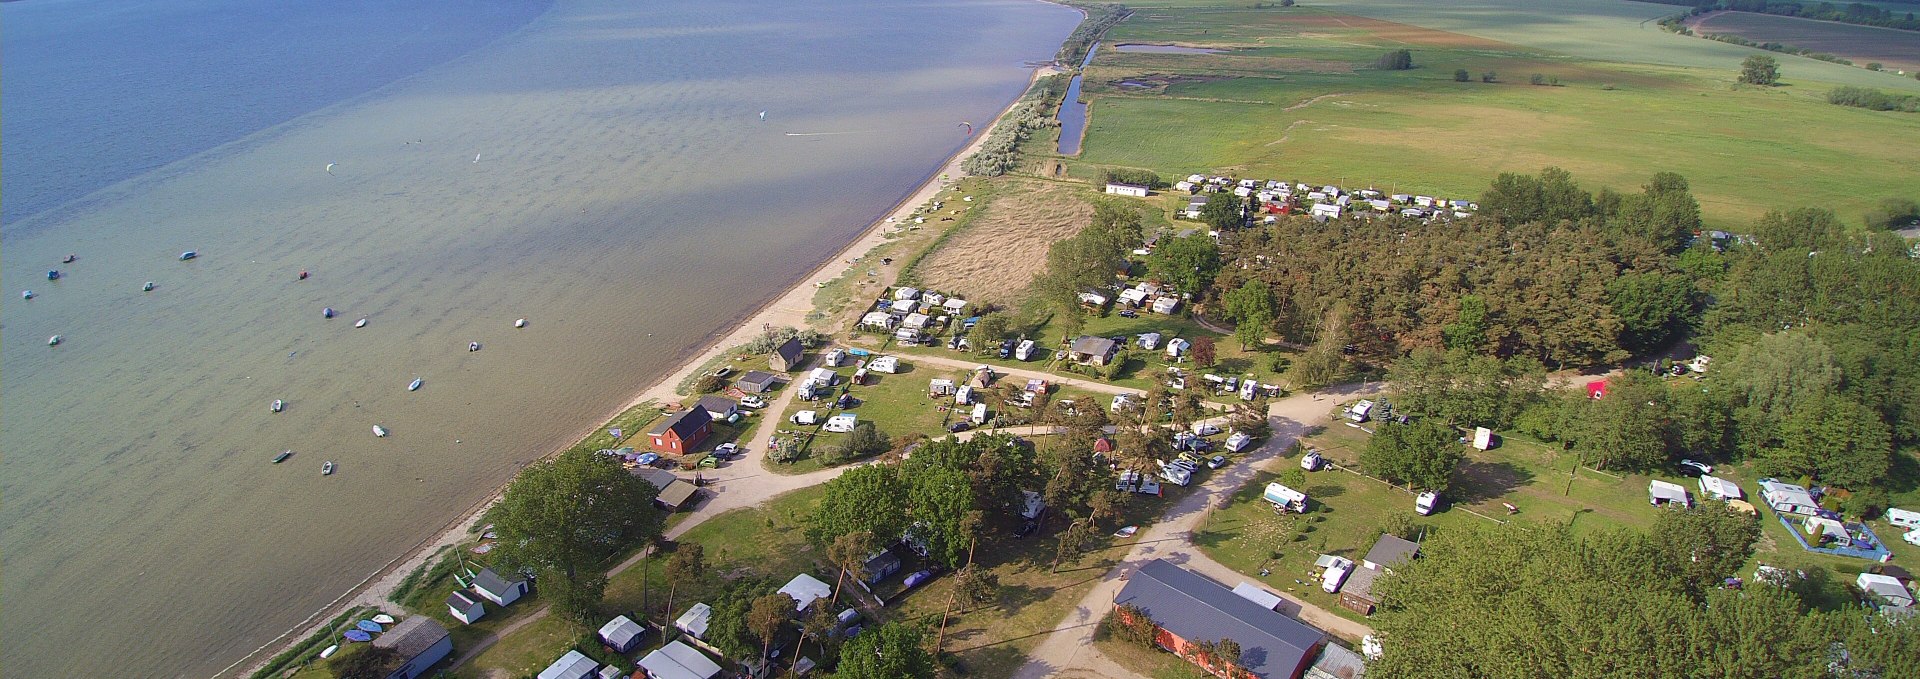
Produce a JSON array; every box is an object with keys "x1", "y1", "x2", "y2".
[
  {"x1": 271, "y1": 399, "x2": 285, "y2": 413},
  {"x1": 373, "y1": 425, "x2": 388, "y2": 437},
  {"x1": 318, "y1": 644, "x2": 339, "y2": 659},
  {"x1": 48, "y1": 335, "x2": 61, "y2": 347},
  {"x1": 354, "y1": 318, "x2": 367, "y2": 328},
  {"x1": 514, "y1": 318, "x2": 528, "y2": 328},
  {"x1": 408, "y1": 378, "x2": 423, "y2": 391},
  {"x1": 371, "y1": 614, "x2": 396, "y2": 625},
  {"x1": 468, "y1": 341, "x2": 480, "y2": 352},
  {"x1": 321, "y1": 460, "x2": 335, "y2": 475},
  {"x1": 143, "y1": 281, "x2": 155, "y2": 292},
  {"x1": 21, "y1": 290, "x2": 33, "y2": 300}
]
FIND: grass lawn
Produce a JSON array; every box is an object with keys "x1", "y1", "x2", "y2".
[
  {"x1": 602, "y1": 486, "x2": 829, "y2": 626},
  {"x1": 1063, "y1": 2, "x2": 1920, "y2": 229},
  {"x1": 450, "y1": 613, "x2": 589, "y2": 679},
  {"x1": 1094, "y1": 637, "x2": 1213, "y2": 679}
]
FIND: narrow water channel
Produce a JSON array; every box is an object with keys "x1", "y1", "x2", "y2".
[{"x1": 1055, "y1": 41, "x2": 1099, "y2": 155}]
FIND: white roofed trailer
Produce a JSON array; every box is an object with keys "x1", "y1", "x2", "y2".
[{"x1": 1264, "y1": 483, "x2": 1307, "y2": 512}]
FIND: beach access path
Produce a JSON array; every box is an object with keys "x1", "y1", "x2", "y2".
[{"x1": 1010, "y1": 383, "x2": 1380, "y2": 679}]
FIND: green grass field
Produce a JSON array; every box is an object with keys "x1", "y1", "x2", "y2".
[
  {"x1": 1194, "y1": 409, "x2": 1918, "y2": 625},
  {"x1": 1067, "y1": 2, "x2": 1920, "y2": 228}
]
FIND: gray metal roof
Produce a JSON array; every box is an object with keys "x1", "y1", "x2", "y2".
[
  {"x1": 446, "y1": 590, "x2": 481, "y2": 610},
  {"x1": 1071, "y1": 335, "x2": 1116, "y2": 357},
  {"x1": 473, "y1": 567, "x2": 523, "y2": 596},
  {"x1": 372, "y1": 616, "x2": 449, "y2": 659},
  {"x1": 1116, "y1": 559, "x2": 1325, "y2": 678},
  {"x1": 1362, "y1": 535, "x2": 1419, "y2": 568},
  {"x1": 695, "y1": 395, "x2": 737, "y2": 416}
]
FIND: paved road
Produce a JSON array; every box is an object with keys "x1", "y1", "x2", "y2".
[{"x1": 1010, "y1": 383, "x2": 1378, "y2": 679}]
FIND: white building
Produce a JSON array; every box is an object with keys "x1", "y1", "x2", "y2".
[{"x1": 1104, "y1": 182, "x2": 1150, "y2": 197}]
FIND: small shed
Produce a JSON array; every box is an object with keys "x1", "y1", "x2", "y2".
[
  {"x1": 446, "y1": 590, "x2": 485, "y2": 625},
  {"x1": 735, "y1": 370, "x2": 780, "y2": 394},
  {"x1": 598, "y1": 615, "x2": 646, "y2": 653},
  {"x1": 538, "y1": 650, "x2": 599, "y2": 679},
  {"x1": 638, "y1": 640, "x2": 723, "y2": 679},
  {"x1": 372, "y1": 617, "x2": 452, "y2": 679},
  {"x1": 655, "y1": 479, "x2": 700, "y2": 512},
  {"x1": 771, "y1": 337, "x2": 806, "y2": 372},
  {"x1": 473, "y1": 567, "x2": 530, "y2": 607},
  {"x1": 1649, "y1": 480, "x2": 1692, "y2": 508},
  {"x1": 695, "y1": 396, "x2": 738, "y2": 421},
  {"x1": 676, "y1": 602, "x2": 713, "y2": 639},
  {"x1": 779, "y1": 573, "x2": 833, "y2": 611}
]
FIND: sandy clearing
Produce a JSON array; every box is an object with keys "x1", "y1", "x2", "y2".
[{"x1": 913, "y1": 179, "x2": 1094, "y2": 307}]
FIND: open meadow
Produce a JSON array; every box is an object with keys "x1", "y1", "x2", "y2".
[
  {"x1": 1690, "y1": 10, "x2": 1920, "y2": 73},
  {"x1": 1066, "y1": 1, "x2": 1920, "y2": 228}
]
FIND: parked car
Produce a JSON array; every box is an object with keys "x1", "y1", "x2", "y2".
[
  {"x1": 740, "y1": 395, "x2": 767, "y2": 409},
  {"x1": 1118, "y1": 309, "x2": 1138, "y2": 318},
  {"x1": 947, "y1": 421, "x2": 972, "y2": 433},
  {"x1": 1207, "y1": 455, "x2": 1228, "y2": 469},
  {"x1": 1678, "y1": 459, "x2": 1713, "y2": 477},
  {"x1": 714, "y1": 442, "x2": 738, "y2": 459},
  {"x1": 997, "y1": 339, "x2": 1014, "y2": 358},
  {"x1": 903, "y1": 570, "x2": 935, "y2": 588}
]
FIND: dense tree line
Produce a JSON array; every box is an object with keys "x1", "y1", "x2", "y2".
[
  {"x1": 1827, "y1": 85, "x2": 1920, "y2": 112},
  {"x1": 1371, "y1": 514, "x2": 1919, "y2": 679},
  {"x1": 1648, "y1": 0, "x2": 1920, "y2": 31},
  {"x1": 1216, "y1": 168, "x2": 1700, "y2": 368}
]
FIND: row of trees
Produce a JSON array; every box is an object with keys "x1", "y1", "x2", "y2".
[{"x1": 1371, "y1": 511, "x2": 1919, "y2": 678}]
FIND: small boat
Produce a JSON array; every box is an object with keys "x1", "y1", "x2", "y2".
[
  {"x1": 342, "y1": 629, "x2": 371, "y2": 642},
  {"x1": 356, "y1": 620, "x2": 384, "y2": 633},
  {"x1": 142, "y1": 282, "x2": 156, "y2": 292},
  {"x1": 21, "y1": 290, "x2": 33, "y2": 300},
  {"x1": 354, "y1": 318, "x2": 367, "y2": 328},
  {"x1": 323, "y1": 307, "x2": 335, "y2": 319},
  {"x1": 299, "y1": 270, "x2": 309, "y2": 280},
  {"x1": 321, "y1": 460, "x2": 335, "y2": 475},
  {"x1": 514, "y1": 318, "x2": 528, "y2": 328},
  {"x1": 48, "y1": 335, "x2": 62, "y2": 347},
  {"x1": 273, "y1": 450, "x2": 293, "y2": 463},
  {"x1": 62, "y1": 254, "x2": 76, "y2": 264},
  {"x1": 272, "y1": 399, "x2": 285, "y2": 413},
  {"x1": 47, "y1": 270, "x2": 60, "y2": 280},
  {"x1": 407, "y1": 378, "x2": 423, "y2": 391},
  {"x1": 179, "y1": 251, "x2": 197, "y2": 261},
  {"x1": 371, "y1": 614, "x2": 396, "y2": 625},
  {"x1": 318, "y1": 644, "x2": 339, "y2": 659},
  {"x1": 468, "y1": 341, "x2": 480, "y2": 352},
  {"x1": 373, "y1": 425, "x2": 388, "y2": 437},
  {"x1": 1113, "y1": 526, "x2": 1139, "y2": 538}
]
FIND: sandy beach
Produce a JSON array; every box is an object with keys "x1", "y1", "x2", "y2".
[{"x1": 226, "y1": 61, "x2": 1063, "y2": 679}]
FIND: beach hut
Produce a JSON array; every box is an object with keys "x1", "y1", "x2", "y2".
[
  {"x1": 372, "y1": 617, "x2": 452, "y2": 679},
  {"x1": 472, "y1": 568, "x2": 530, "y2": 607},
  {"x1": 446, "y1": 590, "x2": 486, "y2": 625}
]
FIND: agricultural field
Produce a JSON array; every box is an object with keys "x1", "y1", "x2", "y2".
[
  {"x1": 910, "y1": 178, "x2": 1095, "y2": 307},
  {"x1": 1067, "y1": 2, "x2": 1920, "y2": 228},
  {"x1": 1690, "y1": 10, "x2": 1920, "y2": 73}
]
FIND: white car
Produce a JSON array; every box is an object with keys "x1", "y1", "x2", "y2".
[
  {"x1": 1905, "y1": 529, "x2": 1920, "y2": 548},
  {"x1": 1678, "y1": 459, "x2": 1713, "y2": 477},
  {"x1": 740, "y1": 395, "x2": 767, "y2": 409}
]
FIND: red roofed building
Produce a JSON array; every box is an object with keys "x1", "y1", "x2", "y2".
[{"x1": 648, "y1": 406, "x2": 713, "y2": 454}]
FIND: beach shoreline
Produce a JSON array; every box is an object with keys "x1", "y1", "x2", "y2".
[{"x1": 224, "y1": 60, "x2": 1064, "y2": 679}]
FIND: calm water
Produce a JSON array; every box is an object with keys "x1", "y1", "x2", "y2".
[
  {"x1": 1055, "y1": 41, "x2": 1099, "y2": 155},
  {"x1": 0, "y1": 0, "x2": 1080, "y2": 676}
]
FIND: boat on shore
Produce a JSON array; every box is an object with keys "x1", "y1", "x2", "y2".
[
  {"x1": 514, "y1": 318, "x2": 527, "y2": 328},
  {"x1": 179, "y1": 251, "x2": 197, "y2": 261},
  {"x1": 373, "y1": 425, "x2": 388, "y2": 437},
  {"x1": 355, "y1": 318, "x2": 368, "y2": 328},
  {"x1": 321, "y1": 460, "x2": 335, "y2": 475},
  {"x1": 356, "y1": 620, "x2": 383, "y2": 633},
  {"x1": 408, "y1": 378, "x2": 423, "y2": 391},
  {"x1": 318, "y1": 644, "x2": 338, "y2": 659},
  {"x1": 342, "y1": 629, "x2": 370, "y2": 642},
  {"x1": 271, "y1": 399, "x2": 285, "y2": 413},
  {"x1": 273, "y1": 450, "x2": 293, "y2": 463},
  {"x1": 371, "y1": 614, "x2": 395, "y2": 625}
]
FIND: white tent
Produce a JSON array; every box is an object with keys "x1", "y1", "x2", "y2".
[
  {"x1": 596, "y1": 615, "x2": 645, "y2": 653},
  {"x1": 778, "y1": 573, "x2": 833, "y2": 611},
  {"x1": 537, "y1": 650, "x2": 599, "y2": 679},
  {"x1": 638, "y1": 640, "x2": 723, "y2": 679},
  {"x1": 675, "y1": 602, "x2": 712, "y2": 639}
]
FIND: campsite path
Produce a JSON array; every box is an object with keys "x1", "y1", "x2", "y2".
[{"x1": 1010, "y1": 384, "x2": 1377, "y2": 679}]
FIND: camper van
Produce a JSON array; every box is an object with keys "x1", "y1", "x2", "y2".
[
  {"x1": 954, "y1": 386, "x2": 973, "y2": 405},
  {"x1": 824, "y1": 413, "x2": 858, "y2": 433},
  {"x1": 1319, "y1": 556, "x2": 1354, "y2": 593},
  {"x1": 1264, "y1": 483, "x2": 1308, "y2": 512},
  {"x1": 823, "y1": 348, "x2": 846, "y2": 367},
  {"x1": 1014, "y1": 339, "x2": 1036, "y2": 361},
  {"x1": 1223, "y1": 432, "x2": 1253, "y2": 453},
  {"x1": 969, "y1": 402, "x2": 989, "y2": 426},
  {"x1": 1415, "y1": 491, "x2": 1440, "y2": 515},
  {"x1": 1347, "y1": 400, "x2": 1375, "y2": 423}
]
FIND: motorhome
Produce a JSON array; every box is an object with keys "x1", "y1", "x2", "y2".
[{"x1": 1264, "y1": 483, "x2": 1308, "y2": 512}]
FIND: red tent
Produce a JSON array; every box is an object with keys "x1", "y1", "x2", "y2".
[{"x1": 1587, "y1": 380, "x2": 1607, "y2": 399}]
